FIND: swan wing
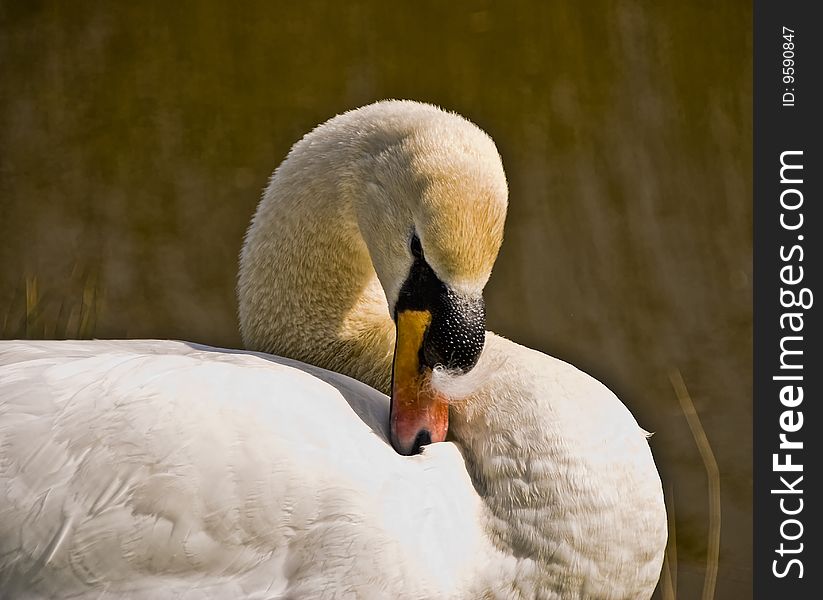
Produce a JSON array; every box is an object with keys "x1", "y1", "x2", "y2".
[{"x1": 0, "y1": 340, "x2": 483, "y2": 599}]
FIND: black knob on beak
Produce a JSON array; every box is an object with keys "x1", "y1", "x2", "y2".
[{"x1": 422, "y1": 290, "x2": 485, "y2": 373}]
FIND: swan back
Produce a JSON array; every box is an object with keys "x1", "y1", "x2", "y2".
[{"x1": 0, "y1": 340, "x2": 488, "y2": 599}]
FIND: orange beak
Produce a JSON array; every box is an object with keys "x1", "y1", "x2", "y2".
[{"x1": 389, "y1": 309, "x2": 449, "y2": 455}]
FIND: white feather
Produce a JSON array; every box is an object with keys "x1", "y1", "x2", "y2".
[{"x1": 0, "y1": 340, "x2": 486, "y2": 599}]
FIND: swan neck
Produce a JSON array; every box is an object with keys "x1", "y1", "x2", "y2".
[
  {"x1": 448, "y1": 336, "x2": 667, "y2": 597},
  {"x1": 238, "y1": 146, "x2": 395, "y2": 394}
]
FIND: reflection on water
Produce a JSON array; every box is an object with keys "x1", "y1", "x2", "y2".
[{"x1": 0, "y1": 2, "x2": 751, "y2": 597}]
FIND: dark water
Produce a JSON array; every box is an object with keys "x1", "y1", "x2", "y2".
[{"x1": 0, "y1": 2, "x2": 752, "y2": 597}]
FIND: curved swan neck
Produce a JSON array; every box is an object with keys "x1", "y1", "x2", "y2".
[
  {"x1": 238, "y1": 133, "x2": 395, "y2": 394},
  {"x1": 449, "y1": 334, "x2": 667, "y2": 597},
  {"x1": 239, "y1": 101, "x2": 508, "y2": 397},
  {"x1": 238, "y1": 101, "x2": 508, "y2": 396}
]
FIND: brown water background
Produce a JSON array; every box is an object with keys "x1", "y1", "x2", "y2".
[{"x1": 0, "y1": 2, "x2": 752, "y2": 597}]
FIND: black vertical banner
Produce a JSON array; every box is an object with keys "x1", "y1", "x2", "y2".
[{"x1": 754, "y1": 1, "x2": 821, "y2": 598}]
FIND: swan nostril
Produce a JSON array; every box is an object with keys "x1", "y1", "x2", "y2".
[{"x1": 411, "y1": 430, "x2": 432, "y2": 455}]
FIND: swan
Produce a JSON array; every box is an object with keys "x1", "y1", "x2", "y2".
[{"x1": 0, "y1": 100, "x2": 667, "y2": 599}]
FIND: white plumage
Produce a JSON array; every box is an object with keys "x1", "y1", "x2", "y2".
[
  {"x1": 0, "y1": 101, "x2": 667, "y2": 599},
  {"x1": 1, "y1": 340, "x2": 486, "y2": 598}
]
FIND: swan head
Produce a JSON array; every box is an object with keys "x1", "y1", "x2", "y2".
[
  {"x1": 342, "y1": 101, "x2": 508, "y2": 454},
  {"x1": 240, "y1": 100, "x2": 507, "y2": 456}
]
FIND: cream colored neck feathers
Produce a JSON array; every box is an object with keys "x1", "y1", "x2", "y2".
[
  {"x1": 238, "y1": 100, "x2": 506, "y2": 394},
  {"x1": 237, "y1": 124, "x2": 396, "y2": 392}
]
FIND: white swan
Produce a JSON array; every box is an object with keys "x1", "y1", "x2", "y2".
[{"x1": 0, "y1": 100, "x2": 667, "y2": 599}]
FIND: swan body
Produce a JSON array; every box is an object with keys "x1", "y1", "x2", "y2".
[
  {"x1": 0, "y1": 100, "x2": 666, "y2": 599},
  {"x1": 0, "y1": 340, "x2": 486, "y2": 599}
]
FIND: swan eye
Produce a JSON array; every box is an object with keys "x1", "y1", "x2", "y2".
[{"x1": 410, "y1": 233, "x2": 423, "y2": 259}]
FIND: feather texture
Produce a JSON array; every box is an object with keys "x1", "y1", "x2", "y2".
[{"x1": 0, "y1": 340, "x2": 486, "y2": 599}]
